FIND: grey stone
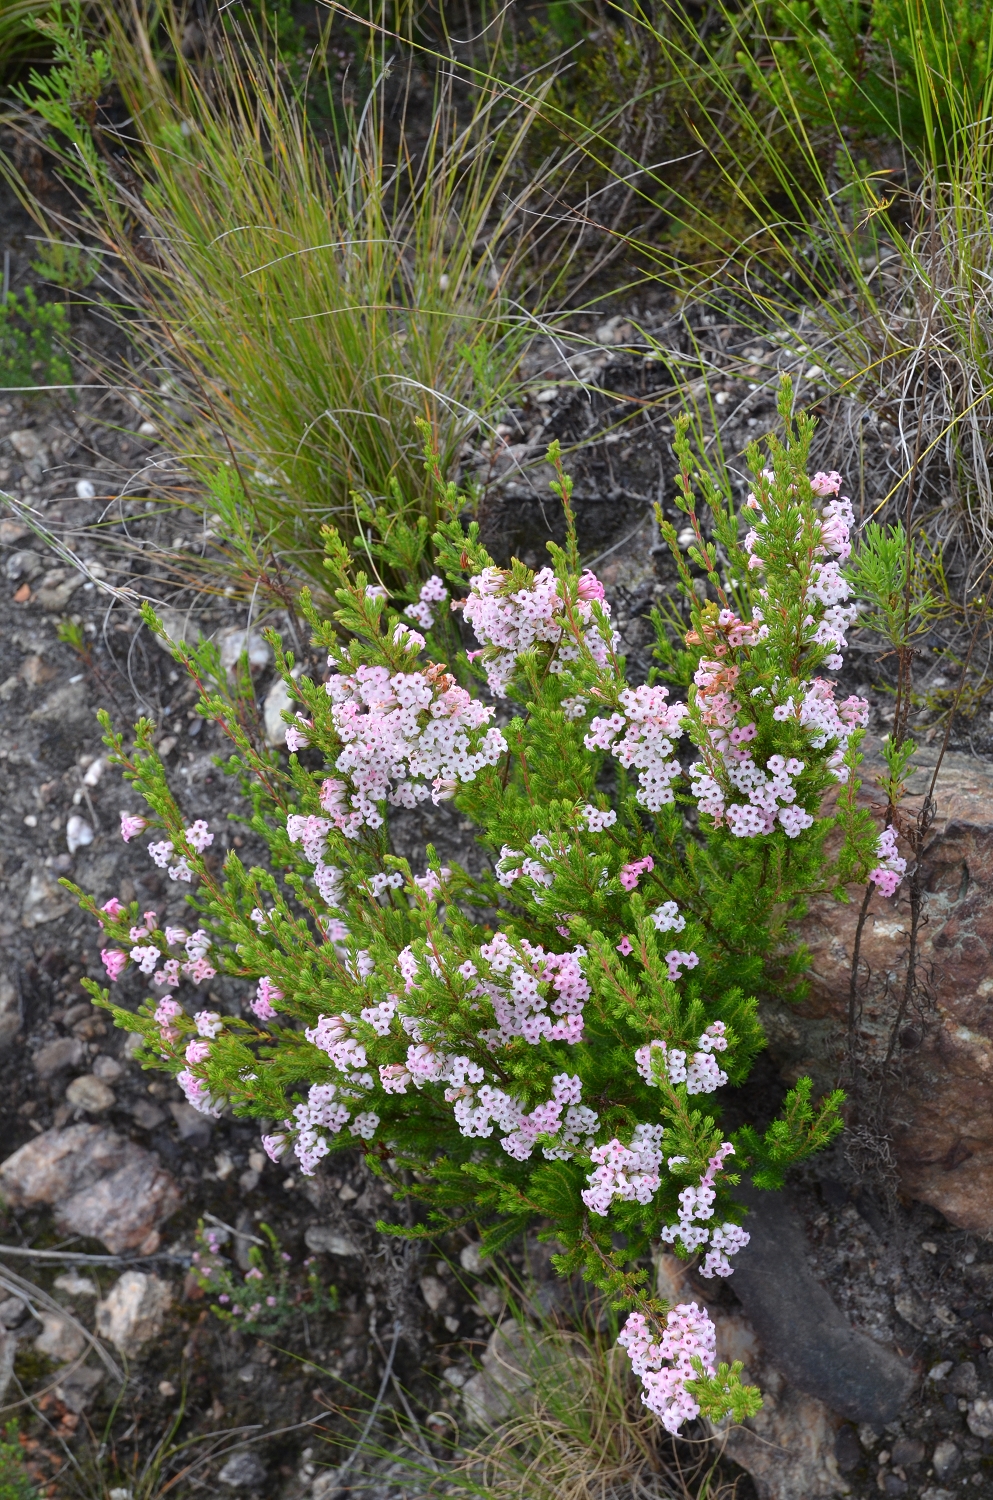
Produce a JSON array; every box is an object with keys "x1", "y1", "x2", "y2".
[
  {"x1": 0, "y1": 1124, "x2": 182, "y2": 1253},
  {"x1": 92, "y1": 1054, "x2": 123, "y2": 1082},
  {"x1": 5, "y1": 547, "x2": 44, "y2": 581},
  {"x1": 54, "y1": 1364, "x2": 104, "y2": 1413},
  {"x1": 461, "y1": 1320, "x2": 542, "y2": 1428},
  {"x1": 0, "y1": 1297, "x2": 27, "y2": 1328},
  {"x1": 95, "y1": 1272, "x2": 172, "y2": 1355},
  {"x1": 304, "y1": 1225, "x2": 360, "y2": 1257},
  {"x1": 263, "y1": 676, "x2": 293, "y2": 746},
  {"x1": 967, "y1": 1397, "x2": 993, "y2": 1438},
  {"x1": 949, "y1": 1361, "x2": 979, "y2": 1397},
  {"x1": 729, "y1": 1183, "x2": 915, "y2": 1423},
  {"x1": 932, "y1": 1440, "x2": 962, "y2": 1481},
  {"x1": 215, "y1": 626, "x2": 270, "y2": 678},
  {"x1": 21, "y1": 871, "x2": 75, "y2": 928},
  {"x1": 28, "y1": 679, "x2": 89, "y2": 725},
  {"x1": 130, "y1": 1100, "x2": 166, "y2": 1130},
  {"x1": 34, "y1": 572, "x2": 85, "y2": 611},
  {"x1": 311, "y1": 1472, "x2": 345, "y2": 1500},
  {"x1": 8, "y1": 429, "x2": 47, "y2": 461},
  {"x1": 34, "y1": 1311, "x2": 86, "y2": 1363},
  {"x1": 0, "y1": 1331, "x2": 15, "y2": 1407},
  {"x1": 169, "y1": 1100, "x2": 213, "y2": 1147},
  {"x1": 893, "y1": 1291, "x2": 928, "y2": 1331},
  {"x1": 33, "y1": 1037, "x2": 84, "y2": 1078},
  {"x1": 154, "y1": 607, "x2": 201, "y2": 655},
  {"x1": 419, "y1": 1275, "x2": 447, "y2": 1312},
  {"x1": 459, "y1": 1242, "x2": 485, "y2": 1274},
  {"x1": 217, "y1": 1450, "x2": 266, "y2": 1489},
  {"x1": 920, "y1": 1491, "x2": 956, "y2": 1500},
  {"x1": 53, "y1": 1274, "x2": 98, "y2": 1299},
  {"x1": 66, "y1": 1074, "x2": 115, "y2": 1113},
  {"x1": 0, "y1": 974, "x2": 20, "y2": 1047},
  {"x1": 890, "y1": 1436, "x2": 925, "y2": 1467}
]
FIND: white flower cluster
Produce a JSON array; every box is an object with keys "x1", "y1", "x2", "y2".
[
  {"x1": 457, "y1": 566, "x2": 616, "y2": 697},
  {"x1": 403, "y1": 574, "x2": 448, "y2": 631},
  {"x1": 658, "y1": 1141, "x2": 749, "y2": 1277},
  {"x1": 689, "y1": 752, "x2": 814, "y2": 839},
  {"x1": 496, "y1": 833, "x2": 557, "y2": 892},
  {"x1": 581, "y1": 1124, "x2": 665, "y2": 1214},
  {"x1": 618, "y1": 1304, "x2": 717, "y2": 1434},
  {"x1": 584, "y1": 685, "x2": 688, "y2": 811},
  {"x1": 321, "y1": 663, "x2": 506, "y2": 834},
  {"x1": 262, "y1": 1083, "x2": 381, "y2": 1175},
  {"x1": 635, "y1": 1021, "x2": 729, "y2": 1095}
]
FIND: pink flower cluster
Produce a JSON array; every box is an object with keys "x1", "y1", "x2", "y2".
[
  {"x1": 870, "y1": 824, "x2": 907, "y2": 898},
  {"x1": 305, "y1": 1012, "x2": 373, "y2": 1087},
  {"x1": 635, "y1": 1021, "x2": 728, "y2": 1095},
  {"x1": 690, "y1": 752, "x2": 813, "y2": 839},
  {"x1": 322, "y1": 663, "x2": 506, "y2": 834},
  {"x1": 403, "y1": 574, "x2": 447, "y2": 631},
  {"x1": 251, "y1": 976, "x2": 283, "y2": 1020},
  {"x1": 620, "y1": 855, "x2": 654, "y2": 891},
  {"x1": 456, "y1": 565, "x2": 616, "y2": 697},
  {"x1": 773, "y1": 678, "x2": 869, "y2": 769},
  {"x1": 447, "y1": 1072, "x2": 599, "y2": 1162},
  {"x1": 264, "y1": 1083, "x2": 382, "y2": 1174},
  {"x1": 581, "y1": 1124, "x2": 665, "y2": 1214},
  {"x1": 658, "y1": 1142, "x2": 750, "y2": 1278},
  {"x1": 618, "y1": 1304, "x2": 717, "y2": 1434},
  {"x1": 473, "y1": 933, "x2": 590, "y2": 1047},
  {"x1": 584, "y1": 686, "x2": 687, "y2": 812},
  {"x1": 744, "y1": 471, "x2": 857, "y2": 668}
]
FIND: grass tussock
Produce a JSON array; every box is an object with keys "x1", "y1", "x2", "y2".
[{"x1": 15, "y1": 6, "x2": 577, "y2": 590}]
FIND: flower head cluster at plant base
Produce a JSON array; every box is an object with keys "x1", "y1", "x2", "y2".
[
  {"x1": 74, "y1": 384, "x2": 902, "y2": 1434},
  {"x1": 189, "y1": 1219, "x2": 338, "y2": 1336}
]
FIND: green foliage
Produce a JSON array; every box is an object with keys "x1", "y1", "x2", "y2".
[
  {"x1": 69, "y1": 392, "x2": 902, "y2": 1430},
  {"x1": 846, "y1": 521, "x2": 940, "y2": 646},
  {"x1": 30, "y1": 237, "x2": 101, "y2": 289},
  {"x1": 16, "y1": 2, "x2": 568, "y2": 593},
  {"x1": 750, "y1": 0, "x2": 993, "y2": 161},
  {"x1": 0, "y1": 1424, "x2": 37, "y2": 1500},
  {"x1": 0, "y1": 0, "x2": 52, "y2": 85},
  {"x1": 0, "y1": 287, "x2": 72, "y2": 388},
  {"x1": 12, "y1": 0, "x2": 111, "y2": 190},
  {"x1": 190, "y1": 1219, "x2": 338, "y2": 1336}
]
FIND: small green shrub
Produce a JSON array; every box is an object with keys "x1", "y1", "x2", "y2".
[
  {"x1": 751, "y1": 0, "x2": 993, "y2": 162},
  {"x1": 0, "y1": 287, "x2": 72, "y2": 388},
  {"x1": 30, "y1": 237, "x2": 101, "y2": 289},
  {"x1": 0, "y1": 1423, "x2": 37, "y2": 1500},
  {"x1": 190, "y1": 1219, "x2": 338, "y2": 1336}
]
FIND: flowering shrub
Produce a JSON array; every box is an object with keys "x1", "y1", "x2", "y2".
[
  {"x1": 75, "y1": 382, "x2": 898, "y2": 1432},
  {"x1": 189, "y1": 1219, "x2": 338, "y2": 1336}
]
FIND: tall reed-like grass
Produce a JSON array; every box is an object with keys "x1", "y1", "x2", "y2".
[{"x1": 14, "y1": 5, "x2": 573, "y2": 590}]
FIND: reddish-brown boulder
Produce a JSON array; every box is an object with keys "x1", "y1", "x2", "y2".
[{"x1": 763, "y1": 747, "x2": 993, "y2": 1232}]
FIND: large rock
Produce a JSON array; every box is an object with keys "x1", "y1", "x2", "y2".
[
  {"x1": 0, "y1": 1124, "x2": 181, "y2": 1253},
  {"x1": 765, "y1": 747, "x2": 993, "y2": 1233},
  {"x1": 730, "y1": 1184, "x2": 913, "y2": 1423},
  {"x1": 95, "y1": 1272, "x2": 172, "y2": 1356}
]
